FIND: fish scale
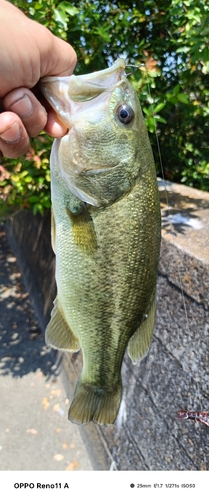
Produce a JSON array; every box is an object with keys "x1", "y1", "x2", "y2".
[{"x1": 40, "y1": 58, "x2": 161, "y2": 425}]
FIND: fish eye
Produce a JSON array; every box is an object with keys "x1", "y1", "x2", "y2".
[{"x1": 116, "y1": 104, "x2": 134, "y2": 124}]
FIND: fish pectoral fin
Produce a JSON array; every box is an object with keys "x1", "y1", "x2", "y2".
[
  {"x1": 66, "y1": 206, "x2": 97, "y2": 255},
  {"x1": 68, "y1": 379, "x2": 122, "y2": 425},
  {"x1": 45, "y1": 297, "x2": 80, "y2": 352},
  {"x1": 128, "y1": 297, "x2": 156, "y2": 364}
]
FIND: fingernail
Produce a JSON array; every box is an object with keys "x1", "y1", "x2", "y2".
[
  {"x1": 0, "y1": 122, "x2": 21, "y2": 143},
  {"x1": 9, "y1": 94, "x2": 34, "y2": 118}
]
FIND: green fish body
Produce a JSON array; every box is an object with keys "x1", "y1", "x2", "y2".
[{"x1": 40, "y1": 59, "x2": 161, "y2": 425}]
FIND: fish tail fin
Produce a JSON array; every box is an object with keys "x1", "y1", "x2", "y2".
[{"x1": 68, "y1": 380, "x2": 122, "y2": 425}]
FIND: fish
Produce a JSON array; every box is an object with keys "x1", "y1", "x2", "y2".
[{"x1": 40, "y1": 58, "x2": 161, "y2": 425}]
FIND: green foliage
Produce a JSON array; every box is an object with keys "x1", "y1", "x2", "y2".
[
  {"x1": 1, "y1": 0, "x2": 209, "y2": 217},
  {"x1": 0, "y1": 134, "x2": 52, "y2": 218}
]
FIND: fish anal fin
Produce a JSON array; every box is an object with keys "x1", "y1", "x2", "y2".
[
  {"x1": 128, "y1": 297, "x2": 156, "y2": 364},
  {"x1": 66, "y1": 206, "x2": 97, "y2": 255},
  {"x1": 45, "y1": 297, "x2": 80, "y2": 352},
  {"x1": 68, "y1": 380, "x2": 122, "y2": 425}
]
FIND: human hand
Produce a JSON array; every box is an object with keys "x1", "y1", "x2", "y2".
[{"x1": 0, "y1": 0, "x2": 77, "y2": 159}]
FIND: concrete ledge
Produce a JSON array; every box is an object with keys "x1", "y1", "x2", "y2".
[
  {"x1": 158, "y1": 179, "x2": 209, "y2": 310},
  {"x1": 5, "y1": 180, "x2": 209, "y2": 470}
]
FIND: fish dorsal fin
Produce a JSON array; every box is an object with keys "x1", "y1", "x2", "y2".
[
  {"x1": 66, "y1": 206, "x2": 97, "y2": 255},
  {"x1": 45, "y1": 297, "x2": 80, "y2": 352},
  {"x1": 128, "y1": 297, "x2": 156, "y2": 364}
]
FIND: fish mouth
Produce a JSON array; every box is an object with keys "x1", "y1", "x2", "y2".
[
  {"x1": 41, "y1": 58, "x2": 126, "y2": 94},
  {"x1": 75, "y1": 57, "x2": 126, "y2": 82},
  {"x1": 68, "y1": 58, "x2": 127, "y2": 100},
  {"x1": 40, "y1": 58, "x2": 127, "y2": 118},
  {"x1": 40, "y1": 58, "x2": 129, "y2": 134}
]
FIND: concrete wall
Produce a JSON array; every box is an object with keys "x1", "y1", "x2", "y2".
[{"x1": 6, "y1": 180, "x2": 209, "y2": 470}]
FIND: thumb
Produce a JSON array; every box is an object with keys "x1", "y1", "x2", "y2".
[{"x1": 40, "y1": 31, "x2": 77, "y2": 78}]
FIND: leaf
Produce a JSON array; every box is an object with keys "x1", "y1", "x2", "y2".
[
  {"x1": 42, "y1": 397, "x2": 50, "y2": 410},
  {"x1": 65, "y1": 461, "x2": 79, "y2": 471},
  {"x1": 201, "y1": 61, "x2": 209, "y2": 75},
  {"x1": 177, "y1": 93, "x2": 190, "y2": 104},
  {"x1": 50, "y1": 389, "x2": 62, "y2": 397},
  {"x1": 53, "y1": 403, "x2": 65, "y2": 416},
  {"x1": 153, "y1": 102, "x2": 166, "y2": 113},
  {"x1": 93, "y1": 27, "x2": 111, "y2": 42},
  {"x1": 54, "y1": 454, "x2": 64, "y2": 461},
  {"x1": 59, "y1": 2, "x2": 79, "y2": 16},
  {"x1": 28, "y1": 195, "x2": 39, "y2": 203},
  {"x1": 145, "y1": 116, "x2": 156, "y2": 133},
  {"x1": 154, "y1": 116, "x2": 167, "y2": 124},
  {"x1": 53, "y1": 8, "x2": 68, "y2": 29},
  {"x1": 53, "y1": 403, "x2": 60, "y2": 413}
]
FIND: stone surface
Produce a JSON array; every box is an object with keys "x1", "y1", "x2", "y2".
[{"x1": 159, "y1": 179, "x2": 209, "y2": 309}]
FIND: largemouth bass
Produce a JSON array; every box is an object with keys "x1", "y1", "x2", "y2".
[{"x1": 40, "y1": 59, "x2": 161, "y2": 425}]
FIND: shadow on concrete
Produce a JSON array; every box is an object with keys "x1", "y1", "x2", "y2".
[
  {"x1": 0, "y1": 224, "x2": 57, "y2": 379},
  {"x1": 159, "y1": 183, "x2": 209, "y2": 235}
]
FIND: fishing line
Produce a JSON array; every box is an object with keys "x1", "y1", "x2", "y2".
[
  {"x1": 125, "y1": 63, "x2": 144, "y2": 77},
  {"x1": 146, "y1": 76, "x2": 190, "y2": 332},
  {"x1": 126, "y1": 62, "x2": 190, "y2": 328}
]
